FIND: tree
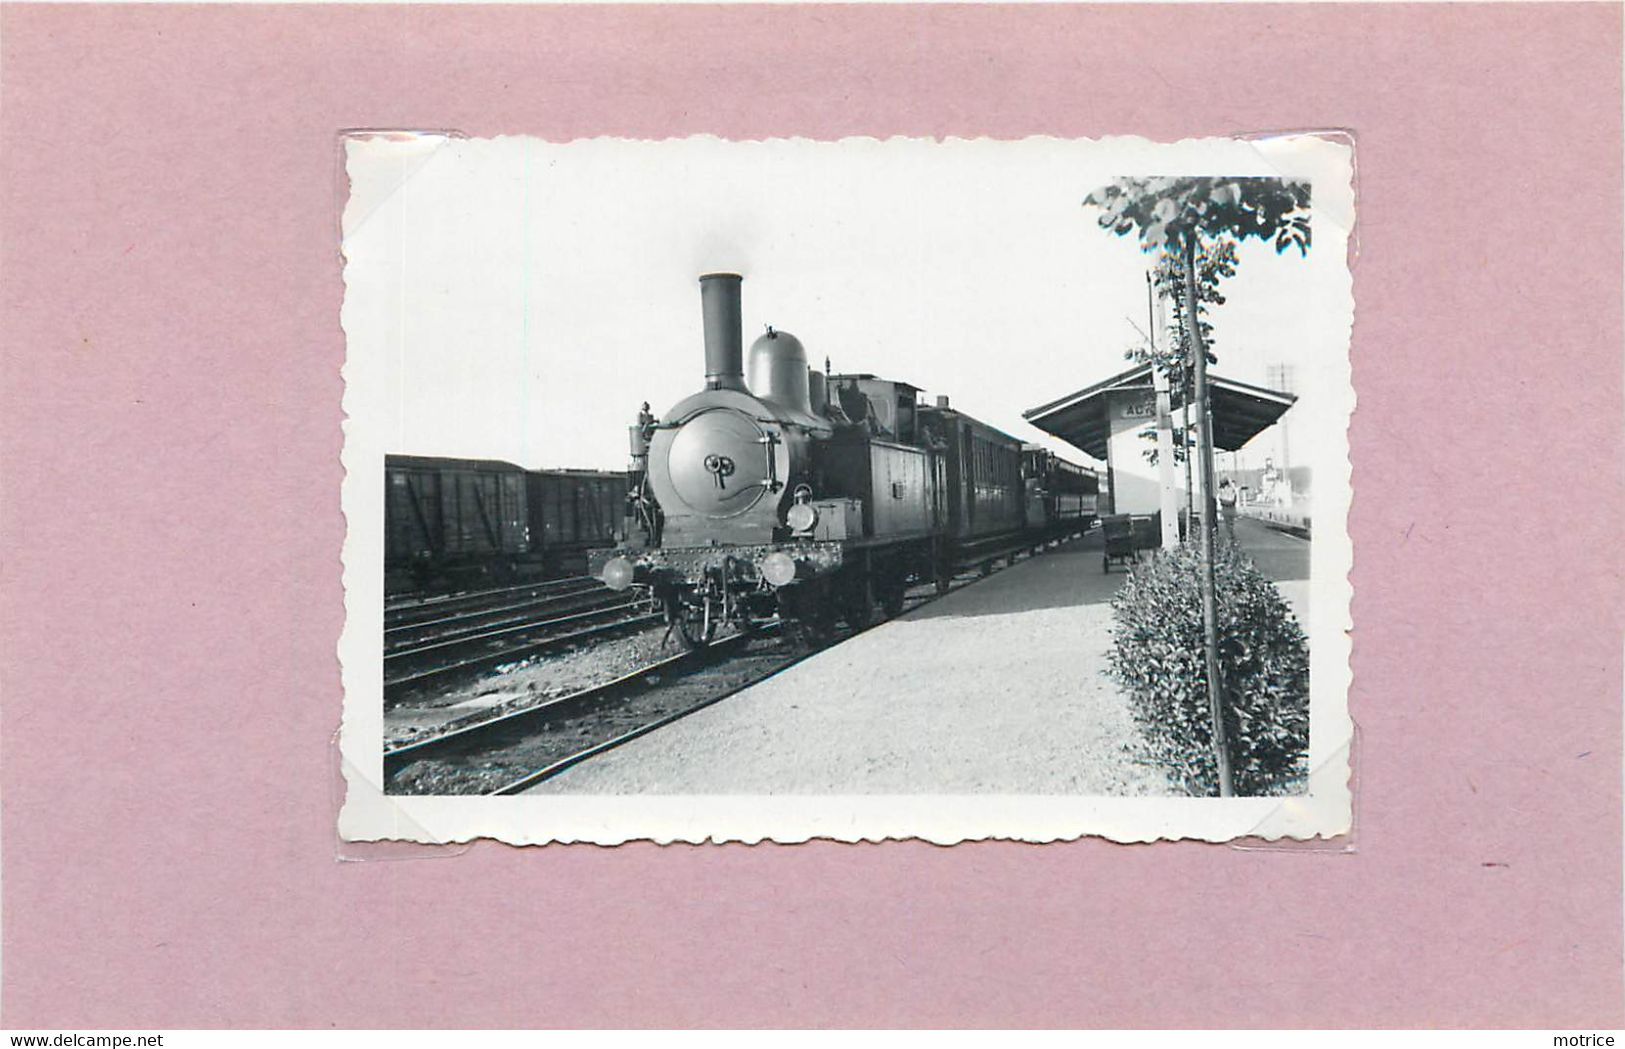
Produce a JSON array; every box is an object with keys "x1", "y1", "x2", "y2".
[
  {"x1": 1129, "y1": 238, "x2": 1238, "y2": 487},
  {"x1": 1150, "y1": 236, "x2": 1238, "y2": 522},
  {"x1": 1084, "y1": 175, "x2": 1311, "y2": 797},
  {"x1": 1155, "y1": 235, "x2": 1238, "y2": 367}
]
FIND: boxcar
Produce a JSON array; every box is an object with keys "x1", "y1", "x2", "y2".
[
  {"x1": 526, "y1": 469, "x2": 627, "y2": 576},
  {"x1": 385, "y1": 455, "x2": 531, "y2": 576},
  {"x1": 385, "y1": 455, "x2": 627, "y2": 594}
]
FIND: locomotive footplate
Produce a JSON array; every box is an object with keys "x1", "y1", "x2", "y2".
[{"x1": 591, "y1": 540, "x2": 846, "y2": 591}]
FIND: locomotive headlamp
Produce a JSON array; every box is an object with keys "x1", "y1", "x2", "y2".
[
  {"x1": 785, "y1": 502, "x2": 818, "y2": 533},
  {"x1": 601, "y1": 556, "x2": 636, "y2": 592},
  {"x1": 759, "y1": 551, "x2": 799, "y2": 588}
]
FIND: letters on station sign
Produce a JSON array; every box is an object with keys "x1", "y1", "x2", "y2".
[{"x1": 1117, "y1": 394, "x2": 1156, "y2": 420}]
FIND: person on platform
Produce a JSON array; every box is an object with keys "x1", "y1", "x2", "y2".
[{"x1": 1218, "y1": 478, "x2": 1239, "y2": 542}]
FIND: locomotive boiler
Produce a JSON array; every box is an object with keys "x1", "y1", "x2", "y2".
[{"x1": 592, "y1": 272, "x2": 1096, "y2": 648}]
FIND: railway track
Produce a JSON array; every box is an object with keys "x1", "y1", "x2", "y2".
[
  {"x1": 384, "y1": 630, "x2": 764, "y2": 792},
  {"x1": 383, "y1": 580, "x2": 662, "y2": 702},
  {"x1": 384, "y1": 526, "x2": 1095, "y2": 795},
  {"x1": 385, "y1": 576, "x2": 602, "y2": 629},
  {"x1": 486, "y1": 628, "x2": 799, "y2": 796},
  {"x1": 386, "y1": 585, "x2": 649, "y2": 653}
]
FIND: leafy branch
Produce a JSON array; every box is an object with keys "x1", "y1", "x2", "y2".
[{"x1": 1084, "y1": 176, "x2": 1311, "y2": 259}]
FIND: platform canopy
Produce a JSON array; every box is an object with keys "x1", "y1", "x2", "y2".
[{"x1": 1023, "y1": 362, "x2": 1296, "y2": 461}]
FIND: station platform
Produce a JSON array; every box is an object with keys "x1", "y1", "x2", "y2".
[
  {"x1": 1233, "y1": 515, "x2": 1310, "y2": 625},
  {"x1": 530, "y1": 517, "x2": 1309, "y2": 796},
  {"x1": 1242, "y1": 502, "x2": 1313, "y2": 539}
]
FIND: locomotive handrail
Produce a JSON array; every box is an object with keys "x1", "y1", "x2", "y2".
[
  {"x1": 758, "y1": 431, "x2": 783, "y2": 493},
  {"x1": 655, "y1": 412, "x2": 819, "y2": 431}
]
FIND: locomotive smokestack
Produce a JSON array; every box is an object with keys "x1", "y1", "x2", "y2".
[{"x1": 699, "y1": 273, "x2": 746, "y2": 391}]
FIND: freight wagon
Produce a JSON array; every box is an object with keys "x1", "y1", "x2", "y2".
[{"x1": 385, "y1": 455, "x2": 626, "y2": 595}]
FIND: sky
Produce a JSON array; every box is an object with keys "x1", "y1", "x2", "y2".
[{"x1": 342, "y1": 134, "x2": 1352, "y2": 476}]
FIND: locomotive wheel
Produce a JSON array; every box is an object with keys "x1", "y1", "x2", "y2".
[
  {"x1": 667, "y1": 594, "x2": 717, "y2": 651},
  {"x1": 787, "y1": 596, "x2": 836, "y2": 648},
  {"x1": 789, "y1": 616, "x2": 832, "y2": 649},
  {"x1": 880, "y1": 583, "x2": 907, "y2": 619},
  {"x1": 842, "y1": 580, "x2": 874, "y2": 630},
  {"x1": 777, "y1": 583, "x2": 824, "y2": 649}
]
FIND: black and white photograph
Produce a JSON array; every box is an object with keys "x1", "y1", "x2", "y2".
[{"x1": 338, "y1": 133, "x2": 1353, "y2": 844}]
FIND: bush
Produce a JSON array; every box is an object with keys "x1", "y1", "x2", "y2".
[{"x1": 1108, "y1": 542, "x2": 1309, "y2": 796}]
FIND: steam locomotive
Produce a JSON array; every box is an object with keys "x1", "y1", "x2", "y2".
[{"x1": 590, "y1": 273, "x2": 1099, "y2": 647}]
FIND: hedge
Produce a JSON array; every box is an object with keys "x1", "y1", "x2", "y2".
[{"x1": 1108, "y1": 543, "x2": 1310, "y2": 796}]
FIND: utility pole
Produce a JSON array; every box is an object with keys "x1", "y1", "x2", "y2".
[
  {"x1": 1174, "y1": 279, "x2": 1195, "y2": 538},
  {"x1": 1270, "y1": 361, "x2": 1295, "y2": 503},
  {"x1": 1182, "y1": 368, "x2": 1195, "y2": 536},
  {"x1": 1150, "y1": 273, "x2": 1180, "y2": 549},
  {"x1": 1182, "y1": 234, "x2": 1234, "y2": 798}
]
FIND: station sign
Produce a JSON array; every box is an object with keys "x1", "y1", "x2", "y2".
[{"x1": 1115, "y1": 393, "x2": 1156, "y2": 421}]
